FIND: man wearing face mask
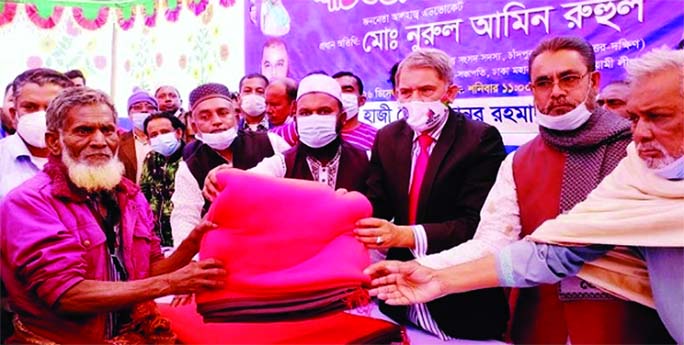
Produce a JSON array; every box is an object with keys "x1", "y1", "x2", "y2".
[
  {"x1": 332, "y1": 71, "x2": 377, "y2": 152},
  {"x1": 356, "y1": 48, "x2": 509, "y2": 341},
  {"x1": 0, "y1": 68, "x2": 74, "y2": 200},
  {"x1": 170, "y1": 83, "x2": 289, "y2": 250},
  {"x1": 202, "y1": 74, "x2": 369, "y2": 199},
  {"x1": 409, "y1": 36, "x2": 670, "y2": 344},
  {"x1": 140, "y1": 111, "x2": 186, "y2": 250},
  {"x1": 366, "y1": 46, "x2": 684, "y2": 344},
  {"x1": 238, "y1": 73, "x2": 270, "y2": 132},
  {"x1": 118, "y1": 88, "x2": 158, "y2": 184}
]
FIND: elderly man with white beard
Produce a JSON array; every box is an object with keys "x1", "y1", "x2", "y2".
[
  {"x1": 0, "y1": 87, "x2": 226, "y2": 343},
  {"x1": 366, "y1": 47, "x2": 684, "y2": 343}
]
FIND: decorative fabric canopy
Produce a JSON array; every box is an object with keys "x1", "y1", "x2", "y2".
[{"x1": 0, "y1": 0, "x2": 235, "y2": 30}]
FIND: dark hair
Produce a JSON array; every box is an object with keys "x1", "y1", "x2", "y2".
[
  {"x1": 143, "y1": 110, "x2": 186, "y2": 136},
  {"x1": 12, "y1": 68, "x2": 74, "y2": 99},
  {"x1": 238, "y1": 73, "x2": 269, "y2": 91},
  {"x1": 332, "y1": 71, "x2": 364, "y2": 94},
  {"x1": 64, "y1": 69, "x2": 85, "y2": 83},
  {"x1": 154, "y1": 85, "x2": 181, "y2": 98},
  {"x1": 269, "y1": 78, "x2": 298, "y2": 101},
  {"x1": 4, "y1": 83, "x2": 12, "y2": 96},
  {"x1": 305, "y1": 70, "x2": 328, "y2": 76},
  {"x1": 677, "y1": 39, "x2": 684, "y2": 50},
  {"x1": 388, "y1": 62, "x2": 400, "y2": 89},
  {"x1": 528, "y1": 36, "x2": 596, "y2": 79}
]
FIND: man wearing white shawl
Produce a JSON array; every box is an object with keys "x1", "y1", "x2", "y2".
[{"x1": 365, "y1": 47, "x2": 684, "y2": 343}]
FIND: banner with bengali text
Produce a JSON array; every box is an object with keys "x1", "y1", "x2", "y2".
[{"x1": 245, "y1": 0, "x2": 684, "y2": 145}]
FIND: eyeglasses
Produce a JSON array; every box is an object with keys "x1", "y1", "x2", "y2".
[{"x1": 531, "y1": 72, "x2": 590, "y2": 93}]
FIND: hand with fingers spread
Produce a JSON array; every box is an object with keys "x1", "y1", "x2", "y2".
[
  {"x1": 166, "y1": 258, "x2": 226, "y2": 295},
  {"x1": 364, "y1": 260, "x2": 446, "y2": 305},
  {"x1": 354, "y1": 217, "x2": 415, "y2": 249},
  {"x1": 202, "y1": 163, "x2": 233, "y2": 201}
]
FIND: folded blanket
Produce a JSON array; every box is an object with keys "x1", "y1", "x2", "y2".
[{"x1": 197, "y1": 169, "x2": 373, "y2": 320}]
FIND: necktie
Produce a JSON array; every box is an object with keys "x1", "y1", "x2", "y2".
[{"x1": 408, "y1": 134, "x2": 433, "y2": 225}]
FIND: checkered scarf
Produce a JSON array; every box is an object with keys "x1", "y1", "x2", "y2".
[{"x1": 539, "y1": 108, "x2": 632, "y2": 212}]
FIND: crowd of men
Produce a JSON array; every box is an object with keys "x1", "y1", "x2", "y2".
[{"x1": 0, "y1": 35, "x2": 681, "y2": 343}]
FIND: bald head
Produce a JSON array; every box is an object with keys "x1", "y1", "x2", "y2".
[{"x1": 265, "y1": 77, "x2": 297, "y2": 126}]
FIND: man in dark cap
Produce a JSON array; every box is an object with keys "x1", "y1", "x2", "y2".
[{"x1": 169, "y1": 83, "x2": 289, "y2": 251}]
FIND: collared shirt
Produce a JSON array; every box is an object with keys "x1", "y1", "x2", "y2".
[
  {"x1": 496, "y1": 240, "x2": 684, "y2": 343},
  {"x1": 416, "y1": 152, "x2": 521, "y2": 269},
  {"x1": 403, "y1": 116, "x2": 453, "y2": 341},
  {"x1": 0, "y1": 134, "x2": 48, "y2": 200},
  {"x1": 241, "y1": 116, "x2": 270, "y2": 133},
  {"x1": 341, "y1": 122, "x2": 377, "y2": 152},
  {"x1": 269, "y1": 119, "x2": 298, "y2": 146}
]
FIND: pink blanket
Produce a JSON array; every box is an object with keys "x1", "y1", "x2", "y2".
[{"x1": 196, "y1": 169, "x2": 372, "y2": 319}]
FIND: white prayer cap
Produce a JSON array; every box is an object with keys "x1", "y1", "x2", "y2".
[{"x1": 296, "y1": 74, "x2": 342, "y2": 103}]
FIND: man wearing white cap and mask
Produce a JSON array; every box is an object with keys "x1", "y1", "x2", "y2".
[
  {"x1": 202, "y1": 73, "x2": 369, "y2": 199},
  {"x1": 170, "y1": 82, "x2": 289, "y2": 249},
  {"x1": 0, "y1": 68, "x2": 74, "y2": 200}
]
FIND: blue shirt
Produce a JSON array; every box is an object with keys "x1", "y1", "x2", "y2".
[
  {"x1": 497, "y1": 240, "x2": 683, "y2": 343},
  {"x1": 0, "y1": 134, "x2": 47, "y2": 200}
]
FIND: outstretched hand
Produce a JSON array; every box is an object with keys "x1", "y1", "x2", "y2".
[{"x1": 364, "y1": 260, "x2": 445, "y2": 305}]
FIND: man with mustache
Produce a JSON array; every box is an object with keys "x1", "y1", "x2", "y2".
[
  {"x1": 0, "y1": 87, "x2": 225, "y2": 343},
  {"x1": 367, "y1": 46, "x2": 684, "y2": 343}
]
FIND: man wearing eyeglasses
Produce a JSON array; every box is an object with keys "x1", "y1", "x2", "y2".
[{"x1": 412, "y1": 36, "x2": 671, "y2": 343}]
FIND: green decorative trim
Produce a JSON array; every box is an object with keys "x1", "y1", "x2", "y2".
[{"x1": 7, "y1": 0, "x2": 157, "y2": 18}]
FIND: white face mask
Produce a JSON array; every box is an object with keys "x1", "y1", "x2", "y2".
[
  {"x1": 16, "y1": 110, "x2": 47, "y2": 148},
  {"x1": 297, "y1": 114, "x2": 338, "y2": 148},
  {"x1": 340, "y1": 93, "x2": 359, "y2": 121},
  {"x1": 536, "y1": 102, "x2": 592, "y2": 131},
  {"x1": 197, "y1": 127, "x2": 238, "y2": 151},
  {"x1": 536, "y1": 84, "x2": 593, "y2": 131},
  {"x1": 130, "y1": 112, "x2": 150, "y2": 131},
  {"x1": 240, "y1": 94, "x2": 267, "y2": 117},
  {"x1": 400, "y1": 101, "x2": 449, "y2": 133},
  {"x1": 150, "y1": 132, "x2": 181, "y2": 157},
  {"x1": 652, "y1": 155, "x2": 684, "y2": 180}
]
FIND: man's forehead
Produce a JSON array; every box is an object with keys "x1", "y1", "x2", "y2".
[
  {"x1": 64, "y1": 103, "x2": 115, "y2": 125},
  {"x1": 530, "y1": 50, "x2": 587, "y2": 78},
  {"x1": 626, "y1": 71, "x2": 682, "y2": 112},
  {"x1": 242, "y1": 78, "x2": 267, "y2": 89},
  {"x1": 266, "y1": 83, "x2": 287, "y2": 96},
  {"x1": 195, "y1": 97, "x2": 234, "y2": 112},
  {"x1": 600, "y1": 84, "x2": 630, "y2": 99},
  {"x1": 264, "y1": 45, "x2": 286, "y2": 59},
  {"x1": 157, "y1": 86, "x2": 178, "y2": 95},
  {"x1": 297, "y1": 92, "x2": 339, "y2": 108},
  {"x1": 16, "y1": 82, "x2": 64, "y2": 100}
]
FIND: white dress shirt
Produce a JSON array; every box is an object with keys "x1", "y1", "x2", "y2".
[
  {"x1": 170, "y1": 133, "x2": 290, "y2": 249},
  {"x1": 415, "y1": 152, "x2": 522, "y2": 269},
  {"x1": 401, "y1": 116, "x2": 454, "y2": 341},
  {"x1": 0, "y1": 134, "x2": 48, "y2": 200}
]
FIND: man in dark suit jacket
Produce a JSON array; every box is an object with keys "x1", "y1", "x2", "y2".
[{"x1": 356, "y1": 48, "x2": 509, "y2": 340}]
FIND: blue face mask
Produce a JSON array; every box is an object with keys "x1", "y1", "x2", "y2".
[
  {"x1": 150, "y1": 132, "x2": 181, "y2": 157},
  {"x1": 653, "y1": 155, "x2": 684, "y2": 180}
]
